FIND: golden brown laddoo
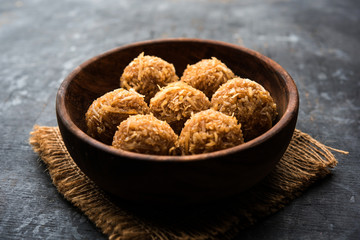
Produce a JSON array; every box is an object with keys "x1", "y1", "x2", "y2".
[
  {"x1": 120, "y1": 52, "x2": 179, "y2": 103},
  {"x1": 211, "y1": 77, "x2": 277, "y2": 141},
  {"x1": 85, "y1": 88, "x2": 150, "y2": 144},
  {"x1": 180, "y1": 57, "x2": 235, "y2": 99},
  {"x1": 112, "y1": 114, "x2": 178, "y2": 155},
  {"x1": 178, "y1": 109, "x2": 244, "y2": 155},
  {"x1": 149, "y1": 81, "x2": 211, "y2": 134}
]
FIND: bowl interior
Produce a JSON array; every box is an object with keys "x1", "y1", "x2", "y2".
[{"x1": 64, "y1": 39, "x2": 291, "y2": 141}]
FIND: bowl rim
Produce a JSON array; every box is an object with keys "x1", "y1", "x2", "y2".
[{"x1": 56, "y1": 38, "x2": 299, "y2": 162}]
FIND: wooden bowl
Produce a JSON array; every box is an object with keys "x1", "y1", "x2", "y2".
[{"x1": 56, "y1": 39, "x2": 299, "y2": 205}]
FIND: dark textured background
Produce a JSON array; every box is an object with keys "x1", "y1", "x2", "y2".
[{"x1": 0, "y1": 0, "x2": 359, "y2": 239}]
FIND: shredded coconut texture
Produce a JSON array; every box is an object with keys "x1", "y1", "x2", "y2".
[
  {"x1": 180, "y1": 57, "x2": 235, "y2": 99},
  {"x1": 211, "y1": 77, "x2": 278, "y2": 141},
  {"x1": 85, "y1": 88, "x2": 150, "y2": 144},
  {"x1": 112, "y1": 114, "x2": 178, "y2": 155},
  {"x1": 120, "y1": 52, "x2": 179, "y2": 103},
  {"x1": 149, "y1": 81, "x2": 211, "y2": 134},
  {"x1": 178, "y1": 109, "x2": 244, "y2": 155}
]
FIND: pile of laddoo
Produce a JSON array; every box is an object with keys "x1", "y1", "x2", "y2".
[{"x1": 85, "y1": 52, "x2": 278, "y2": 156}]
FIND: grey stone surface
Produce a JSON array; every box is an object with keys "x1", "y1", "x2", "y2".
[{"x1": 0, "y1": 0, "x2": 359, "y2": 239}]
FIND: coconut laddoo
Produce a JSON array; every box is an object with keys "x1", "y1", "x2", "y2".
[
  {"x1": 112, "y1": 114, "x2": 178, "y2": 155},
  {"x1": 211, "y1": 77, "x2": 277, "y2": 141},
  {"x1": 149, "y1": 81, "x2": 211, "y2": 134},
  {"x1": 180, "y1": 57, "x2": 235, "y2": 99},
  {"x1": 178, "y1": 109, "x2": 244, "y2": 155},
  {"x1": 85, "y1": 88, "x2": 150, "y2": 144},
  {"x1": 120, "y1": 52, "x2": 179, "y2": 103}
]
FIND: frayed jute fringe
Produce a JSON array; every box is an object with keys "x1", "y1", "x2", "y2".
[{"x1": 29, "y1": 126, "x2": 347, "y2": 240}]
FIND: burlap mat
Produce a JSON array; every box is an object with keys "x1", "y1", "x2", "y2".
[{"x1": 29, "y1": 126, "x2": 347, "y2": 240}]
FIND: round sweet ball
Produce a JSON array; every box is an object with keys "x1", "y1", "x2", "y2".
[
  {"x1": 180, "y1": 57, "x2": 235, "y2": 99},
  {"x1": 85, "y1": 88, "x2": 150, "y2": 144},
  {"x1": 178, "y1": 109, "x2": 244, "y2": 155},
  {"x1": 120, "y1": 52, "x2": 179, "y2": 103},
  {"x1": 149, "y1": 81, "x2": 211, "y2": 134},
  {"x1": 211, "y1": 77, "x2": 278, "y2": 141},
  {"x1": 112, "y1": 114, "x2": 178, "y2": 155}
]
